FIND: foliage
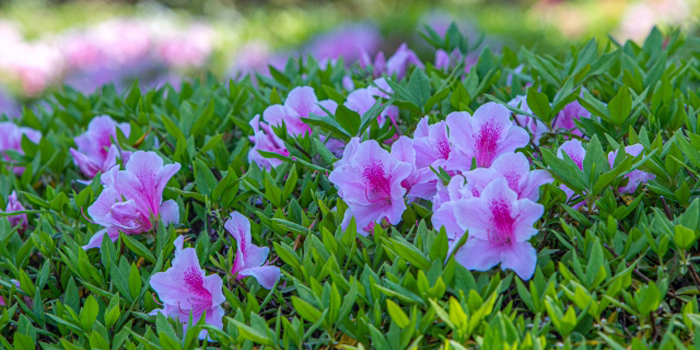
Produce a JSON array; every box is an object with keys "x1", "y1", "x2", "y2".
[{"x1": 1, "y1": 24, "x2": 700, "y2": 350}]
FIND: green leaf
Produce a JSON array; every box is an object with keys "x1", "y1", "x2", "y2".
[
  {"x1": 673, "y1": 225, "x2": 697, "y2": 251},
  {"x1": 608, "y1": 87, "x2": 632, "y2": 126},
  {"x1": 386, "y1": 299, "x2": 410, "y2": 328},
  {"x1": 408, "y1": 68, "x2": 431, "y2": 108},
  {"x1": 334, "y1": 104, "x2": 361, "y2": 136},
  {"x1": 526, "y1": 88, "x2": 552, "y2": 124},
  {"x1": 291, "y1": 297, "x2": 322, "y2": 323}
]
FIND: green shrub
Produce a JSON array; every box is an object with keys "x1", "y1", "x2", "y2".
[{"x1": 1, "y1": 25, "x2": 700, "y2": 350}]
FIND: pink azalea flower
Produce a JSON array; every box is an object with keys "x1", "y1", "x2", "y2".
[
  {"x1": 508, "y1": 95, "x2": 548, "y2": 145},
  {"x1": 307, "y1": 24, "x2": 381, "y2": 65},
  {"x1": 0, "y1": 122, "x2": 41, "y2": 175},
  {"x1": 83, "y1": 151, "x2": 181, "y2": 249},
  {"x1": 432, "y1": 176, "x2": 471, "y2": 248},
  {"x1": 412, "y1": 117, "x2": 452, "y2": 169},
  {"x1": 329, "y1": 138, "x2": 412, "y2": 233},
  {"x1": 557, "y1": 140, "x2": 586, "y2": 208},
  {"x1": 553, "y1": 99, "x2": 591, "y2": 137},
  {"x1": 0, "y1": 280, "x2": 29, "y2": 308},
  {"x1": 435, "y1": 49, "x2": 450, "y2": 70},
  {"x1": 2, "y1": 191, "x2": 28, "y2": 232},
  {"x1": 446, "y1": 103, "x2": 530, "y2": 170},
  {"x1": 225, "y1": 212, "x2": 281, "y2": 290},
  {"x1": 358, "y1": 48, "x2": 386, "y2": 78},
  {"x1": 70, "y1": 115, "x2": 131, "y2": 178},
  {"x1": 150, "y1": 236, "x2": 225, "y2": 338},
  {"x1": 435, "y1": 49, "x2": 465, "y2": 72},
  {"x1": 262, "y1": 86, "x2": 338, "y2": 137},
  {"x1": 453, "y1": 178, "x2": 544, "y2": 280},
  {"x1": 391, "y1": 136, "x2": 438, "y2": 201},
  {"x1": 462, "y1": 152, "x2": 553, "y2": 201},
  {"x1": 345, "y1": 78, "x2": 398, "y2": 128},
  {"x1": 608, "y1": 144, "x2": 656, "y2": 193},
  {"x1": 386, "y1": 43, "x2": 424, "y2": 80},
  {"x1": 342, "y1": 75, "x2": 355, "y2": 91},
  {"x1": 248, "y1": 115, "x2": 289, "y2": 170}
]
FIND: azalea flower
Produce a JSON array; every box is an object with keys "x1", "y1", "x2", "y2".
[
  {"x1": 225, "y1": 212, "x2": 281, "y2": 289},
  {"x1": 608, "y1": 144, "x2": 655, "y2": 193},
  {"x1": 262, "y1": 86, "x2": 338, "y2": 137},
  {"x1": 508, "y1": 95, "x2": 548, "y2": 145},
  {"x1": 435, "y1": 49, "x2": 450, "y2": 70},
  {"x1": 2, "y1": 191, "x2": 28, "y2": 232},
  {"x1": 390, "y1": 136, "x2": 438, "y2": 201},
  {"x1": 431, "y1": 176, "x2": 471, "y2": 253},
  {"x1": 83, "y1": 151, "x2": 180, "y2": 249},
  {"x1": 70, "y1": 115, "x2": 131, "y2": 178},
  {"x1": 359, "y1": 43, "x2": 422, "y2": 80},
  {"x1": 462, "y1": 152, "x2": 553, "y2": 201},
  {"x1": 557, "y1": 140, "x2": 586, "y2": 208},
  {"x1": 248, "y1": 115, "x2": 289, "y2": 170},
  {"x1": 329, "y1": 138, "x2": 412, "y2": 233},
  {"x1": 446, "y1": 102, "x2": 530, "y2": 170},
  {"x1": 552, "y1": 92, "x2": 592, "y2": 137},
  {"x1": 359, "y1": 48, "x2": 386, "y2": 78},
  {"x1": 150, "y1": 236, "x2": 225, "y2": 339},
  {"x1": 412, "y1": 117, "x2": 452, "y2": 169},
  {"x1": 306, "y1": 24, "x2": 381, "y2": 65},
  {"x1": 386, "y1": 43, "x2": 424, "y2": 80},
  {"x1": 453, "y1": 178, "x2": 544, "y2": 280},
  {"x1": 0, "y1": 122, "x2": 41, "y2": 175},
  {"x1": 345, "y1": 78, "x2": 398, "y2": 128}
]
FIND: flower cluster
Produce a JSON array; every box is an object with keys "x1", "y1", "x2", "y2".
[
  {"x1": 327, "y1": 101, "x2": 550, "y2": 275},
  {"x1": 149, "y1": 212, "x2": 280, "y2": 337}
]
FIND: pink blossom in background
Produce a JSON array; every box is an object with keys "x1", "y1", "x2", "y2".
[
  {"x1": 386, "y1": 43, "x2": 424, "y2": 80},
  {"x1": 263, "y1": 86, "x2": 338, "y2": 137},
  {"x1": 70, "y1": 115, "x2": 131, "y2": 178},
  {"x1": 0, "y1": 122, "x2": 41, "y2": 175},
  {"x1": 154, "y1": 23, "x2": 214, "y2": 68},
  {"x1": 552, "y1": 99, "x2": 591, "y2": 137},
  {"x1": 453, "y1": 178, "x2": 544, "y2": 280},
  {"x1": 508, "y1": 95, "x2": 548, "y2": 145},
  {"x1": 616, "y1": 0, "x2": 692, "y2": 42},
  {"x1": 557, "y1": 140, "x2": 586, "y2": 208},
  {"x1": 225, "y1": 212, "x2": 281, "y2": 289},
  {"x1": 0, "y1": 87, "x2": 18, "y2": 118},
  {"x1": 608, "y1": 144, "x2": 656, "y2": 194},
  {"x1": 345, "y1": 78, "x2": 398, "y2": 128},
  {"x1": 342, "y1": 75, "x2": 355, "y2": 91},
  {"x1": 248, "y1": 115, "x2": 289, "y2": 170},
  {"x1": 359, "y1": 48, "x2": 386, "y2": 78},
  {"x1": 446, "y1": 103, "x2": 530, "y2": 171},
  {"x1": 83, "y1": 151, "x2": 180, "y2": 249},
  {"x1": 229, "y1": 41, "x2": 290, "y2": 79},
  {"x1": 329, "y1": 138, "x2": 412, "y2": 233},
  {"x1": 435, "y1": 49, "x2": 450, "y2": 70},
  {"x1": 2, "y1": 191, "x2": 27, "y2": 232},
  {"x1": 307, "y1": 24, "x2": 381, "y2": 65},
  {"x1": 150, "y1": 236, "x2": 225, "y2": 339},
  {"x1": 462, "y1": 152, "x2": 553, "y2": 201},
  {"x1": 391, "y1": 136, "x2": 438, "y2": 201}
]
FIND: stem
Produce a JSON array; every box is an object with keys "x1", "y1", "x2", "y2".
[{"x1": 660, "y1": 197, "x2": 673, "y2": 221}]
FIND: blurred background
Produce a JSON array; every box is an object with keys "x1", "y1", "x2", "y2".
[{"x1": 0, "y1": 0, "x2": 697, "y2": 115}]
